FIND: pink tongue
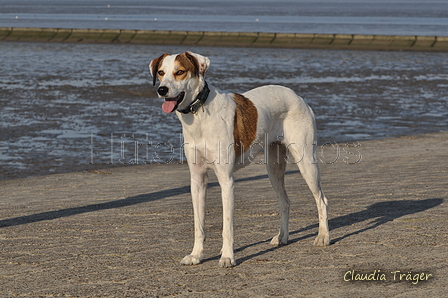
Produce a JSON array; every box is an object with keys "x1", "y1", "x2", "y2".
[{"x1": 162, "y1": 99, "x2": 178, "y2": 113}]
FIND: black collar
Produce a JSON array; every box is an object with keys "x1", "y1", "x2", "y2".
[{"x1": 177, "y1": 82, "x2": 210, "y2": 114}]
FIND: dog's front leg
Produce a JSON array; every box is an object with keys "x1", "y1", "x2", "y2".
[
  {"x1": 215, "y1": 167, "x2": 236, "y2": 268},
  {"x1": 181, "y1": 163, "x2": 208, "y2": 266}
]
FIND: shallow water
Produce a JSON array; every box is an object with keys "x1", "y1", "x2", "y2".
[
  {"x1": 1, "y1": 42, "x2": 448, "y2": 179},
  {"x1": 1, "y1": 0, "x2": 448, "y2": 36}
]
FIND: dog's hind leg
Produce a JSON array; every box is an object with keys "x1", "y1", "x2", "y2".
[
  {"x1": 266, "y1": 142, "x2": 290, "y2": 246},
  {"x1": 181, "y1": 163, "x2": 208, "y2": 265},
  {"x1": 300, "y1": 163, "x2": 330, "y2": 246},
  {"x1": 288, "y1": 139, "x2": 330, "y2": 247}
]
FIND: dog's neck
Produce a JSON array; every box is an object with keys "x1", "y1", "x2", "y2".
[{"x1": 177, "y1": 82, "x2": 210, "y2": 114}]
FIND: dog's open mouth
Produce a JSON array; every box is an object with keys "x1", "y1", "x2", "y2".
[{"x1": 161, "y1": 92, "x2": 185, "y2": 113}]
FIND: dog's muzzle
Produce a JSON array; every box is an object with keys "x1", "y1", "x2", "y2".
[
  {"x1": 161, "y1": 91, "x2": 185, "y2": 113},
  {"x1": 157, "y1": 86, "x2": 185, "y2": 113}
]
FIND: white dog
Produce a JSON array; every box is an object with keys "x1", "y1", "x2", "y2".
[{"x1": 150, "y1": 51, "x2": 329, "y2": 267}]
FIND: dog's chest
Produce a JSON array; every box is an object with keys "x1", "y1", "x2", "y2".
[{"x1": 180, "y1": 110, "x2": 236, "y2": 163}]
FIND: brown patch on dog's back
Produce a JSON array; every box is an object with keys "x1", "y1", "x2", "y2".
[
  {"x1": 233, "y1": 94, "x2": 258, "y2": 157},
  {"x1": 174, "y1": 52, "x2": 200, "y2": 81}
]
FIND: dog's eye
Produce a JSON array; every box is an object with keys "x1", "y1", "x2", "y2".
[
  {"x1": 175, "y1": 70, "x2": 185, "y2": 76},
  {"x1": 158, "y1": 70, "x2": 165, "y2": 76}
]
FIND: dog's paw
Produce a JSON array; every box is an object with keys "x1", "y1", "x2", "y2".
[
  {"x1": 270, "y1": 235, "x2": 288, "y2": 246},
  {"x1": 313, "y1": 233, "x2": 330, "y2": 247},
  {"x1": 219, "y1": 257, "x2": 236, "y2": 268},
  {"x1": 180, "y1": 255, "x2": 202, "y2": 266}
]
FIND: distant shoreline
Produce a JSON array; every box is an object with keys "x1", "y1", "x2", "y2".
[{"x1": 1, "y1": 27, "x2": 448, "y2": 52}]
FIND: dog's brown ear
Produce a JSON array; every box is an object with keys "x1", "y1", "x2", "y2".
[
  {"x1": 183, "y1": 51, "x2": 200, "y2": 78},
  {"x1": 184, "y1": 51, "x2": 209, "y2": 76},
  {"x1": 150, "y1": 53, "x2": 168, "y2": 86}
]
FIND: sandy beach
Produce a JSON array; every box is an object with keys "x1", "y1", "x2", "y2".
[{"x1": 1, "y1": 131, "x2": 447, "y2": 297}]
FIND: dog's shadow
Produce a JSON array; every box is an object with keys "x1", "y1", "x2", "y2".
[
  {"x1": 1, "y1": 173, "x2": 443, "y2": 266},
  {"x1": 0, "y1": 172, "x2": 288, "y2": 228},
  {"x1": 225, "y1": 197, "x2": 443, "y2": 265}
]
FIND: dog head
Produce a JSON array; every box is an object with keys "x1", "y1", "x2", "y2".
[{"x1": 150, "y1": 51, "x2": 210, "y2": 113}]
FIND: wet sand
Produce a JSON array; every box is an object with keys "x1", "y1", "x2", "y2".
[{"x1": 1, "y1": 42, "x2": 447, "y2": 180}]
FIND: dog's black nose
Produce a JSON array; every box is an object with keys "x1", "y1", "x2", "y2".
[{"x1": 158, "y1": 86, "x2": 169, "y2": 96}]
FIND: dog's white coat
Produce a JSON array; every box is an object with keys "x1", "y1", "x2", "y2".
[{"x1": 150, "y1": 52, "x2": 329, "y2": 267}]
